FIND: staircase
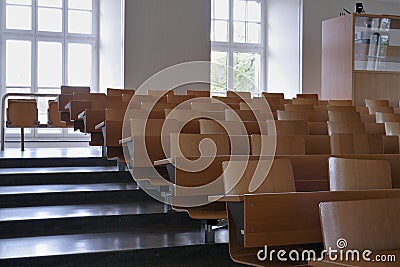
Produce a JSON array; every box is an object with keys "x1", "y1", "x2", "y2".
[{"x1": 0, "y1": 154, "x2": 241, "y2": 266}]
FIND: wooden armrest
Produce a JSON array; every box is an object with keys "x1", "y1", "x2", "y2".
[
  {"x1": 209, "y1": 195, "x2": 244, "y2": 203},
  {"x1": 78, "y1": 111, "x2": 86, "y2": 119},
  {"x1": 154, "y1": 158, "x2": 173, "y2": 166},
  {"x1": 120, "y1": 137, "x2": 132, "y2": 145},
  {"x1": 64, "y1": 102, "x2": 71, "y2": 110},
  {"x1": 95, "y1": 121, "x2": 105, "y2": 130}
]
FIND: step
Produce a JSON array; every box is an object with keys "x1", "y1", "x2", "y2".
[
  {"x1": 0, "y1": 157, "x2": 117, "y2": 169},
  {"x1": 0, "y1": 186, "x2": 149, "y2": 208},
  {"x1": 0, "y1": 240, "x2": 239, "y2": 267},
  {"x1": 0, "y1": 203, "x2": 195, "y2": 238},
  {"x1": 0, "y1": 168, "x2": 132, "y2": 186}
]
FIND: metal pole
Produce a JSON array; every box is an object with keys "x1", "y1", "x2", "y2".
[
  {"x1": 20, "y1": 128, "x2": 25, "y2": 152},
  {"x1": 1, "y1": 93, "x2": 59, "y2": 151}
]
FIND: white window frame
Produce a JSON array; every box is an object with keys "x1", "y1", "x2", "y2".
[
  {"x1": 211, "y1": 0, "x2": 266, "y2": 96},
  {"x1": 0, "y1": 0, "x2": 99, "y2": 140}
]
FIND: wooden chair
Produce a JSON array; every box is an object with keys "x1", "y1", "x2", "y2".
[
  {"x1": 285, "y1": 104, "x2": 314, "y2": 112},
  {"x1": 191, "y1": 102, "x2": 226, "y2": 111},
  {"x1": 376, "y1": 112, "x2": 400, "y2": 123},
  {"x1": 356, "y1": 106, "x2": 370, "y2": 114},
  {"x1": 360, "y1": 113, "x2": 376, "y2": 123},
  {"x1": 167, "y1": 94, "x2": 195, "y2": 104},
  {"x1": 328, "y1": 100, "x2": 352, "y2": 106},
  {"x1": 186, "y1": 90, "x2": 210, "y2": 97},
  {"x1": 147, "y1": 90, "x2": 174, "y2": 97},
  {"x1": 7, "y1": 99, "x2": 39, "y2": 128},
  {"x1": 329, "y1": 157, "x2": 392, "y2": 191},
  {"x1": 308, "y1": 110, "x2": 329, "y2": 122},
  {"x1": 328, "y1": 111, "x2": 361, "y2": 122},
  {"x1": 385, "y1": 122, "x2": 400, "y2": 136},
  {"x1": 222, "y1": 159, "x2": 296, "y2": 195},
  {"x1": 318, "y1": 100, "x2": 329, "y2": 106},
  {"x1": 369, "y1": 106, "x2": 394, "y2": 114},
  {"x1": 225, "y1": 109, "x2": 260, "y2": 121},
  {"x1": 199, "y1": 120, "x2": 267, "y2": 135},
  {"x1": 330, "y1": 133, "x2": 384, "y2": 155},
  {"x1": 292, "y1": 98, "x2": 318, "y2": 105},
  {"x1": 383, "y1": 135, "x2": 400, "y2": 154},
  {"x1": 319, "y1": 198, "x2": 400, "y2": 254},
  {"x1": 277, "y1": 110, "x2": 307, "y2": 121},
  {"x1": 327, "y1": 105, "x2": 356, "y2": 112},
  {"x1": 267, "y1": 120, "x2": 309, "y2": 135},
  {"x1": 57, "y1": 86, "x2": 91, "y2": 121},
  {"x1": 212, "y1": 96, "x2": 242, "y2": 104},
  {"x1": 308, "y1": 122, "x2": 328, "y2": 135},
  {"x1": 365, "y1": 99, "x2": 390, "y2": 108},
  {"x1": 107, "y1": 88, "x2": 135, "y2": 96},
  {"x1": 262, "y1": 92, "x2": 284, "y2": 99},
  {"x1": 327, "y1": 121, "x2": 365, "y2": 135},
  {"x1": 296, "y1": 93, "x2": 318, "y2": 99},
  {"x1": 48, "y1": 100, "x2": 71, "y2": 128},
  {"x1": 227, "y1": 91, "x2": 252, "y2": 99},
  {"x1": 304, "y1": 135, "x2": 331, "y2": 155},
  {"x1": 364, "y1": 122, "x2": 385, "y2": 135},
  {"x1": 251, "y1": 135, "x2": 305, "y2": 155}
]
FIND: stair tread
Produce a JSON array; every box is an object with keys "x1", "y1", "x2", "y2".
[
  {"x1": 0, "y1": 166, "x2": 120, "y2": 175},
  {"x1": 0, "y1": 183, "x2": 137, "y2": 195}
]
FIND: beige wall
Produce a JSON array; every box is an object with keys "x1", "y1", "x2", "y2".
[
  {"x1": 124, "y1": 0, "x2": 211, "y2": 92},
  {"x1": 302, "y1": 0, "x2": 400, "y2": 96}
]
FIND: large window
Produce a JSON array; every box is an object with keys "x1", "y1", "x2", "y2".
[
  {"x1": 0, "y1": 0, "x2": 98, "y2": 139},
  {"x1": 211, "y1": 0, "x2": 264, "y2": 95}
]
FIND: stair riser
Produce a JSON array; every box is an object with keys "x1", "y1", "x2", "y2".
[{"x1": 0, "y1": 158, "x2": 117, "y2": 168}]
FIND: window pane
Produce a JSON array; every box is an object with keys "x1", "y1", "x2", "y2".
[
  {"x1": 214, "y1": 20, "x2": 228, "y2": 42},
  {"x1": 211, "y1": 51, "x2": 228, "y2": 93},
  {"x1": 68, "y1": 0, "x2": 92, "y2": 10},
  {"x1": 6, "y1": 5, "x2": 32, "y2": 30},
  {"x1": 233, "y1": 52, "x2": 260, "y2": 92},
  {"x1": 247, "y1": 1, "x2": 261, "y2": 22},
  {"x1": 6, "y1": 0, "x2": 31, "y2": 5},
  {"x1": 38, "y1": 7, "x2": 62, "y2": 32},
  {"x1": 211, "y1": 21, "x2": 215, "y2": 41},
  {"x1": 6, "y1": 40, "x2": 31, "y2": 87},
  {"x1": 233, "y1": 22, "x2": 246, "y2": 43},
  {"x1": 38, "y1": 0, "x2": 62, "y2": 8},
  {"x1": 38, "y1": 42, "x2": 62, "y2": 88},
  {"x1": 68, "y1": 10, "x2": 92, "y2": 34},
  {"x1": 247, "y1": 23, "x2": 261, "y2": 43},
  {"x1": 234, "y1": 0, "x2": 246, "y2": 21},
  {"x1": 68, "y1": 43, "x2": 92, "y2": 86},
  {"x1": 214, "y1": 0, "x2": 229, "y2": 20}
]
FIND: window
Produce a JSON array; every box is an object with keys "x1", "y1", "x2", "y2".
[
  {"x1": 1, "y1": 0, "x2": 98, "y2": 139},
  {"x1": 211, "y1": 0, "x2": 264, "y2": 95}
]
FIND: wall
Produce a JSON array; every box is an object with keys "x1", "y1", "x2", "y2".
[
  {"x1": 124, "y1": 0, "x2": 211, "y2": 92},
  {"x1": 99, "y1": 0, "x2": 124, "y2": 92},
  {"x1": 266, "y1": 0, "x2": 302, "y2": 98},
  {"x1": 302, "y1": 0, "x2": 400, "y2": 96}
]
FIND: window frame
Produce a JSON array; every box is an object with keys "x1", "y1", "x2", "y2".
[
  {"x1": 0, "y1": 0, "x2": 99, "y2": 140},
  {"x1": 211, "y1": 0, "x2": 266, "y2": 95}
]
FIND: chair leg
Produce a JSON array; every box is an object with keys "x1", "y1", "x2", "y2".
[{"x1": 20, "y1": 128, "x2": 25, "y2": 151}]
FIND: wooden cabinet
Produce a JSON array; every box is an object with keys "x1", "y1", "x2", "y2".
[{"x1": 322, "y1": 14, "x2": 400, "y2": 106}]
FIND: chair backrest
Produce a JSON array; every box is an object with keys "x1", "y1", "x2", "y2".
[
  {"x1": 329, "y1": 157, "x2": 392, "y2": 191},
  {"x1": 227, "y1": 91, "x2": 252, "y2": 99},
  {"x1": 170, "y1": 133, "x2": 249, "y2": 158},
  {"x1": 48, "y1": 100, "x2": 67, "y2": 128},
  {"x1": 383, "y1": 135, "x2": 400, "y2": 154},
  {"x1": 385, "y1": 122, "x2": 400, "y2": 136},
  {"x1": 330, "y1": 133, "x2": 383, "y2": 155},
  {"x1": 61, "y1": 86, "x2": 90, "y2": 95},
  {"x1": 327, "y1": 121, "x2": 365, "y2": 135},
  {"x1": 360, "y1": 114, "x2": 376, "y2": 123},
  {"x1": 328, "y1": 111, "x2": 360, "y2": 122},
  {"x1": 327, "y1": 105, "x2": 356, "y2": 113},
  {"x1": 319, "y1": 197, "x2": 400, "y2": 251},
  {"x1": 212, "y1": 96, "x2": 242, "y2": 104},
  {"x1": 199, "y1": 120, "x2": 267, "y2": 135},
  {"x1": 304, "y1": 135, "x2": 331, "y2": 155},
  {"x1": 328, "y1": 100, "x2": 352, "y2": 106},
  {"x1": 251, "y1": 135, "x2": 305, "y2": 155},
  {"x1": 369, "y1": 106, "x2": 394, "y2": 114},
  {"x1": 308, "y1": 111, "x2": 329, "y2": 122},
  {"x1": 225, "y1": 109, "x2": 260, "y2": 121},
  {"x1": 364, "y1": 122, "x2": 385, "y2": 135},
  {"x1": 147, "y1": 90, "x2": 174, "y2": 97},
  {"x1": 296, "y1": 93, "x2": 318, "y2": 99},
  {"x1": 277, "y1": 110, "x2": 307, "y2": 121},
  {"x1": 7, "y1": 100, "x2": 38, "y2": 128},
  {"x1": 365, "y1": 99, "x2": 390, "y2": 108},
  {"x1": 269, "y1": 120, "x2": 309, "y2": 135},
  {"x1": 318, "y1": 100, "x2": 329, "y2": 106},
  {"x1": 262, "y1": 92, "x2": 284, "y2": 99},
  {"x1": 107, "y1": 88, "x2": 135, "y2": 96},
  {"x1": 186, "y1": 90, "x2": 210, "y2": 97},
  {"x1": 222, "y1": 159, "x2": 296, "y2": 195},
  {"x1": 376, "y1": 112, "x2": 400, "y2": 123},
  {"x1": 308, "y1": 122, "x2": 328, "y2": 135},
  {"x1": 356, "y1": 106, "x2": 369, "y2": 114},
  {"x1": 141, "y1": 102, "x2": 177, "y2": 111},
  {"x1": 285, "y1": 104, "x2": 314, "y2": 112},
  {"x1": 165, "y1": 109, "x2": 201, "y2": 122},
  {"x1": 292, "y1": 98, "x2": 318, "y2": 105},
  {"x1": 167, "y1": 95, "x2": 195, "y2": 104}
]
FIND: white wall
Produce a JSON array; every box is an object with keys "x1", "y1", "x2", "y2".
[
  {"x1": 302, "y1": 0, "x2": 400, "y2": 96},
  {"x1": 266, "y1": 0, "x2": 302, "y2": 98},
  {"x1": 99, "y1": 0, "x2": 124, "y2": 92},
  {"x1": 124, "y1": 0, "x2": 211, "y2": 92}
]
